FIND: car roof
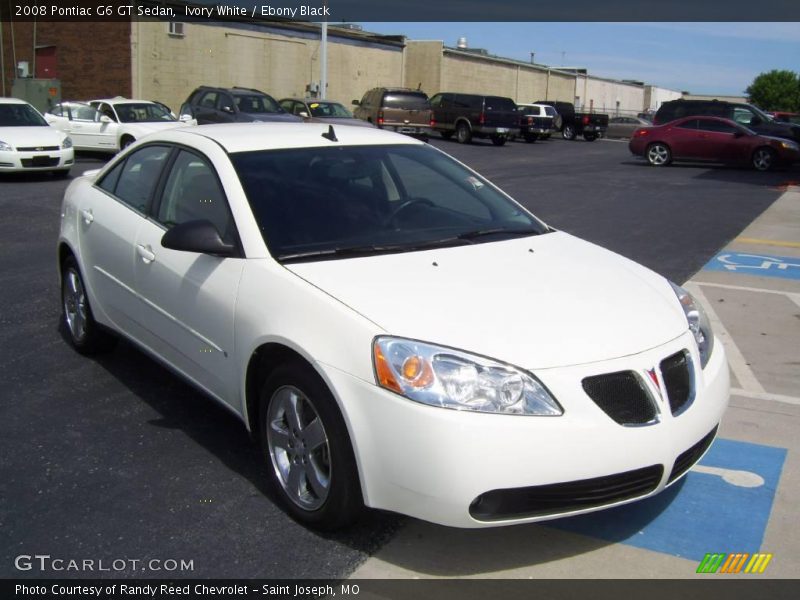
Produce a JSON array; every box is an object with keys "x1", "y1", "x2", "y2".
[
  {"x1": 153, "y1": 122, "x2": 423, "y2": 154},
  {"x1": 0, "y1": 97, "x2": 31, "y2": 105},
  {"x1": 91, "y1": 98, "x2": 159, "y2": 105}
]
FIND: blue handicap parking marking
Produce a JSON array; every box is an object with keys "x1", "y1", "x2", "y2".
[
  {"x1": 703, "y1": 251, "x2": 800, "y2": 280},
  {"x1": 543, "y1": 438, "x2": 787, "y2": 560}
]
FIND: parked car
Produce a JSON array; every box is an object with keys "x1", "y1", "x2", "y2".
[
  {"x1": 279, "y1": 98, "x2": 373, "y2": 128},
  {"x1": 352, "y1": 87, "x2": 431, "y2": 139},
  {"x1": 770, "y1": 111, "x2": 800, "y2": 125},
  {"x1": 58, "y1": 122, "x2": 728, "y2": 530},
  {"x1": 654, "y1": 99, "x2": 800, "y2": 144},
  {"x1": 606, "y1": 116, "x2": 653, "y2": 139},
  {"x1": 180, "y1": 86, "x2": 300, "y2": 125},
  {"x1": 534, "y1": 100, "x2": 609, "y2": 141},
  {"x1": 629, "y1": 116, "x2": 800, "y2": 171},
  {"x1": 515, "y1": 103, "x2": 560, "y2": 142},
  {"x1": 428, "y1": 92, "x2": 518, "y2": 145},
  {"x1": 45, "y1": 99, "x2": 190, "y2": 153},
  {"x1": 0, "y1": 97, "x2": 74, "y2": 175}
]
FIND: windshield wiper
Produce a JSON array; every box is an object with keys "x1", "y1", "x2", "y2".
[
  {"x1": 457, "y1": 227, "x2": 544, "y2": 241},
  {"x1": 279, "y1": 237, "x2": 475, "y2": 263}
]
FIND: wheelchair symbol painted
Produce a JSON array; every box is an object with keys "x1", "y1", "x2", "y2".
[{"x1": 704, "y1": 252, "x2": 800, "y2": 280}]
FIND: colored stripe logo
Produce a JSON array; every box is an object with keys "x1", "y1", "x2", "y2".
[{"x1": 697, "y1": 553, "x2": 773, "y2": 574}]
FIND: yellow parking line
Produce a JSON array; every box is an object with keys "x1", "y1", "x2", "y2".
[{"x1": 735, "y1": 237, "x2": 800, "y2": 249}]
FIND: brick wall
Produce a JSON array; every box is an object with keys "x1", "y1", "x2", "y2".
[{"x1": 1, "y1": 21, "x2": 132, "y2": 100}]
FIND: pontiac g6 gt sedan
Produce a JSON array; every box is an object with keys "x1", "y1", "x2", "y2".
[{"x1": 58, "y1": 123, "x2": 729, "y2": 529}]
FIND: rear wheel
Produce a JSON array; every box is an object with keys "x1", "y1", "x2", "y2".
[
  {"x1": 260, "y1": 361, "x2": 363, "y2": 530},
  {"x1": 120, "y1": 136, "x2": 135, "y2": 151},
  {"x1": 752, "y1": 147, "x2": 776, "y2": 171},
  {"x1": 61, "y1": 256, "x2": 117, "y2": 354},
  {"x1": 440, "y1": 130, "x2": 453, "y2": 140},
  {"x1": 490, "y1": 135, "x2": 507, "y2": 146},
  {"x1": 646, "y1": 142, "x2": 672, "y2": 166},
  {"x1": 456, "y1": 122, "x2": 472, "y2": 144},
  {"x1": 562, "y1": 124, "x2": 576, "y2": 140}
]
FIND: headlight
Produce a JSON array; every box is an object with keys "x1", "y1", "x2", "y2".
[
  {"x1": 0, "y1": 140, "x2": 13, "y2": 152},
  {"x1": 780, "y1": 140, "x2": 799, "y2": 151},
  {"x1": 373, "y1": 337, "x2": 563, "y2": 416},
  {"x1": 669, "y1": 282, "x2": 714, "y2": 368},
  {"x1": 61, "y1": 136, "x2": 73, "y2": 149}
]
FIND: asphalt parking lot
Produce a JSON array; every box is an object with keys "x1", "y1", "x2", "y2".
[{"x1": 1, "y1": 135, "x2": 798, "y2": 580}]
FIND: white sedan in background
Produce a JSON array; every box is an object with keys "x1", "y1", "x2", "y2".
[
  {"x1": 57, "y1": 123, "x2": 729, "y2": 529},
  {"x1": 0, "y1": 97, "x2": 74, "y2": 175},
  {"x1": 45, "y1": 98, "x2": 193, "y2": 153}
]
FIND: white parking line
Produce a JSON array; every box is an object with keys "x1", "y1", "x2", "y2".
[
  {"x1": 684, "y1": 282, "x2": 765, "y2": 393},
  {"x1": 730, "y1": 387, "x2": 800, "y2": 407},
  {"x1": 694, "y1": 281, "x2": 800, "y2": 308}
]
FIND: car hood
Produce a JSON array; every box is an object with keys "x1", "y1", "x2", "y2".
[
  {"x1": 0, "y1": 126, "x2": 66, "y2": 147},
  {"x1": 241, "y1": 112, "x2": 302, "y2": 123},
  {"x1": 286, "y1": 232, "x2": 689, "y2": 370}
]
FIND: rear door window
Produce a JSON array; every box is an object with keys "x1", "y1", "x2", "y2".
[
  {"x1": 698, "y1": 120, "x2": 738, "y2": 134},
  {"x1": 113, "y1": 146, "x2": 172, "y2": 213},
  {"x1": 485, "y1": 97, "x2": 516, "y2": 112}
]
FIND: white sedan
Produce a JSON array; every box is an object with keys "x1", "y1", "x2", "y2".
[
  {"x1": 45, "y1": 98, "x2": 192, "y2": 153},
  {"x1": 57, "y1": 123, "x2": 729, "y2": 529},
  {"x1": 0, "y1": 97, "x2": 74, "y2": 175}
]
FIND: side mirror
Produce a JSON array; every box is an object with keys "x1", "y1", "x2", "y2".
[
  {"x1": 298, "y1": 111, "x2": 309, "y2": 118},
  {"x1": 221, "y1": 105, "x2": 234, "y2": 114},
  {"x1": 351, "y1": 99, "x2": 360, "y2": 106},
  {"x1": 179, "y1": 114, "x2": 194, "y2": 123},
  {"x1": 100, "y1": 115, "x2": 112, "y2": 124},
  {"x1": 161, "y1": 220, "x2": 236, "y2": 257}
]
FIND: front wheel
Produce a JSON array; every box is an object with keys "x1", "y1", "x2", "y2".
[
  {"x1": 260, "y1": 362, "x2": 363, "y2": 530},
  {"x1": 646, "y1": 142, "x2": 672, "y2": 166},
  {"x1": 752, "y1": 147, "x2": 776, "y2": 171},
  {"x1": 490, "y1": 135, "x2": 507, "y2": 146},
  {"x1": 120, "y1": 136, "x2": 135, "y2": 151},
  {"x1": 562, "y1": 124, "x2": 576, "y2": 140},
  {"x1": 61, "y1": 256, "x2": 117, "y2": 354}
]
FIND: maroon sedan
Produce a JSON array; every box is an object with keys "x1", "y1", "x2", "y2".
[{"x1": 629, "y1": 116, "x2": 800, "y2": 171}]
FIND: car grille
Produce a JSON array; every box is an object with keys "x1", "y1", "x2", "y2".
[
  {"x1": 668, "y1": 425, "x2": 718, "y2": 484},
  {"x1": 582, "y1": 371, "x2": 657, "y2": 425},
  {"x1": 469, "y1": 465, "x2": 664, "y2": 521},
  {"x1": 661, "y1": 350, "x2": 694, "y2": 415},
  {"x1": 17, "y1": 146, "x2": 60, "y2": 152},
  {"x1": 21, "y1": 157, "x2": 60, "y2": 168}
]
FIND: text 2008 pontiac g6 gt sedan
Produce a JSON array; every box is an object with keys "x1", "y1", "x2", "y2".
[{"x1": 58, "y1": 123, "x2": 729, "y2": 529}]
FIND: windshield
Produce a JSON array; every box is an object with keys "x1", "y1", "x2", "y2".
[
  {"x1": 308, "y1": 102, "x2": 353, "y2": 118},
  {"x1": 114, "y1": 103, "x2": 176, "y2": 123},
  {"x1": 234, "y1": 94, "x2": 282, "y2": 114},
  {"x1": 231, "y1": 144, "x2": 548, "y2": 262},
  {"x1": 0, "y1": 103, "x2": 48, "y2": 127}
]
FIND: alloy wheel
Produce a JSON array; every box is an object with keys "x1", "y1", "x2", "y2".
[
  {"x1": 647, "y1": 144, "x2": 670, "y2": 166},
  {"x1": 63, "y1": 268, "x2": 87, "y2": 343},
  {"x1": 753, "y1": 148, "x2": 773, "y2": 171}
]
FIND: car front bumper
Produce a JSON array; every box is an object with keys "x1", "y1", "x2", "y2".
[
  {"x1": 0, "y1": 148, "x2": 74, "y2": 172},
  {"x1": 320, "y1": 330, "x2": 729, "y2": 527}
]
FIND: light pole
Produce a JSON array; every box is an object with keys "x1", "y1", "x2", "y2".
[{"x1": 319, "y1": 0, "x2": 328, "y2": 99}]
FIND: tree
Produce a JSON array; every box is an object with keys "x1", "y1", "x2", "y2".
[{"x1": 746, "y1": 70, "x2": 800, "y2": 112}]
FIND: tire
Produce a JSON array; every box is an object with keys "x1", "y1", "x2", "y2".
[
  {"x1": 752, "y1": 147, "x2": 776, "y2": 171},
  {"x1": 490, "y1": 135, "x2": 507, "y2": 146},
  {"x1": 456, "y1": 121, "x2": 472, "y2": 144},
  {"x1": 646, "y1": 142, "x2": 672, "y2": 166},
  {"x1": 259, "y1": 361, "x2": 363, "y2": 530},
  {"x1": 523, "y1": 133, "x2": 538, "y2": 143},
  {"x1": 440, "y1": 130, "x2": 453, "y2": 140},
  {"x1": 584, "y1": 133, "x2": 598, "y2": 142},
  {"x1": 562, "y1": 124, "x2": 576, "y2": 140},
  {"x1": 120, "y1": 136, "x2": 135, "y2": 151},
  {"x1": 61, "y1": 256, "x2": 117, "y2": 354}
]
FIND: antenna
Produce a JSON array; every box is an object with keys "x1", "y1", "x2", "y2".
[{"x1": 321, "y1": 125, "x2": 338, "y2": 142}]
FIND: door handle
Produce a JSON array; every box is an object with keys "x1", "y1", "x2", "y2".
[
  {"x1": 136, "y1": 244, "x2": 156, "y2": 264},
  {"x1": 80, "y1": 208, "x2": 94, "y2": 225}
]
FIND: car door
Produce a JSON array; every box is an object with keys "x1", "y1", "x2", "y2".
[
  {"x1": 667, "y1": 119, "x2": 703, "y2": 159},
  {"x1": 43, "y1": 103, "x2": 72, "y2": 134},
  {"x1": 696, "y1": 119, "x2": 749, "y2": 163},
  {"x1": 77, "y1": 145, "x2": 171, "y2": 337},
  {"x1": 133, "y1": 148, "x2": 244, "y2": 405},
  {"x1": 216, "y1": 93, "x2": 237, "y2": 123},
  {"x1": 68, "y1": 104, "x2": 114, "y2": 150},
  {"x1": 194, "y1": 91, "x2": 220, "y2": 124}
]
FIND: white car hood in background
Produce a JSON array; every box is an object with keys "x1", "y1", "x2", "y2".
[
  {"x1": 287, "y1": 232, "x2": 689, "y2": 370},
  {"x1": 0, "y1": 126, "x2": 65, "y2": 147},
  {"x1": 126, "y1": 121, "x2": 187, "y2": 135}
]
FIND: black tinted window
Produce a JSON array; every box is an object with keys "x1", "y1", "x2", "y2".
[
  {"x1": 0, "y1": 103, "x2": 48, "y2": 126},
  {"x1": 676, "y1": 119, "x2": 700, "y2": 130},
  {"x1": 698, "y1": 120, "x2": 737, "y2": 133},
  {"x1": 97, "y1": 160, "x2": 125, "y2": 195},
  {"x1": 485, "y1": 97, "x2": 516, "y2": 111},
  {"x1": 113, "y1": 146, "x2": 171, "y2": 212},
  {"x1": 382, "y1": 93, "x2": 429, "y2": 109}
]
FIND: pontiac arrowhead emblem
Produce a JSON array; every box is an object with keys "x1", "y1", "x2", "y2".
[{"x1": 646, "y1": 368, "x2": 663, "y2": 400}]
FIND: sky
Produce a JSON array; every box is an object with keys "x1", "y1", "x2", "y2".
[{"x1": 357, "y1": 23, "x2": 800, "y2": 96}]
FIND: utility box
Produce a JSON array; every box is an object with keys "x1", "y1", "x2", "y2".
[{"x1": 11, "y1": 78, "x2": 62, "y2": 113}]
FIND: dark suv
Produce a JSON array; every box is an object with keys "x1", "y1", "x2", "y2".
[
  {"x1": 180, "y1": 86, "x2": 300, "y2": 124},
  {"x1": 352, "y1": 87, "x2": 431, "y2": 139},
  {"x1": 655, "y1": 100, "x2": 800, "y2": 143},
  {"x1": 428, "y1": 93, "x2": 518, "y2": 145}
]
